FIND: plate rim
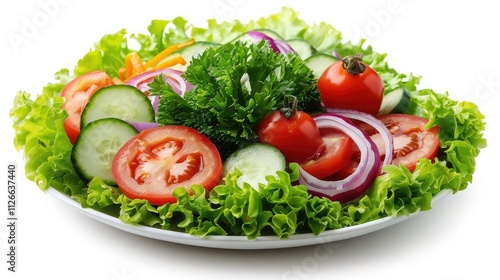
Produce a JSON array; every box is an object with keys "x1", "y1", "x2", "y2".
[{"x1": 46, "y1": 187, "x2": 452, "y2": 250}]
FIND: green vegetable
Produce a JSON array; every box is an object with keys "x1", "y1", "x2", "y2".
[
  {"x1": 9, "y1": 7, "x2": 486, "y2": 239},
  {"x1": 80, "y1": 85, "x2": 155, "y2": 127},
  {"x1": 71, "y1": 118, "x2": 139, "y2": 185},
  {"x1": 377, "y1": 88, "x2": 412, "y2": 115},
  {"x1": 155, "y1": 40, "x2": 321, "y2": 158},
  {"x1": 223, "y1": 143, "x2": 286, "y2": 190}
]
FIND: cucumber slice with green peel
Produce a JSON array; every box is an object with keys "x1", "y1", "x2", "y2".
[
  {"x1": 166, "y1": 41, "x2": 221, "y2": 71},
  {"x1": 377, "y1": 88, "x2": 412, "y2": 115},
  {"x1": 223, "y1": 143, "x2": 286, "y2": 190},
  {"x1": 80, "y1": 85, "x2": 155, "y2": 128},
  {"x1": 231, "y1": 29, "x2": 286, "y2": 43},
  {"x1": 286, "y1": 39, "x2": 315, "y2": 60},
  {"x1": 71, "y1": 118, "x2": 139, "y2": 185},
  {"x1": 178, "y1": 41, "x2": 220, "y2": 60},
  {"x1": 304, "y1": 53, "x2": 338, "y2": 79}
]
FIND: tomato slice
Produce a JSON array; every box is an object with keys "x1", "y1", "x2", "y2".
[
  {"x1": 61, "y1": 71, "x2": 113, "y2": 143},
  {"x1": 337, "y1": 114, "x2": 440, "y2": 177},
  {"x1": 112, "y1": 125, "x2": 223, "y2": 205},
  {"x1": 298, "y1": 128, "x2": 354, "y2": 179}
]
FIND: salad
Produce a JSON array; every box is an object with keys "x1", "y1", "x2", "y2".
[{"x1": 10, "y1": 7, "x2": 486, "y2": 240}]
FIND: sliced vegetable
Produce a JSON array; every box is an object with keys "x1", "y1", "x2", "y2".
[
  {"x1": 304, "y1": 53, "x2": 338, "y2": 79},
  {"x1": 323, "y1": 107, "x2": 394, "y2": 168},
  {"x1": 143, "y1": 38, "x2": 195, "y2": 69},
  {"x1": 286, "y1": 39, "x2": 315, "y2": 60},
  {"x1": 298, "y1": 114, "x2": 380, "y2": 203},
  {"x1": 112, "y1": 125, "x2": 223, "y2": 205},
  {"x1": 338, "y1": 114, "x2": 440, "y2": 178},
  {"x1": 223, "y1": 143, "x2": 286, "y2": 190},
  {"x1": 318, "y1": 53, "x2": 384, "y2": 115},
  {"x1": 80, "y1": 85, "x2": 155, "y2": 127},
  {"x1": 234, "y1": 29, "x2": 295, "y2": 55},
  {"x1": 298, "y1": 128, "x2": 353, "y2": 179},
  {"x1": 377, "y1": 88, "x2": 412, "y2": 115},
  {"x1": 125, "y1": 68, "x2": 191, "y2": 96},
  {"x1": 61, "y1": 71, "x2": 114, "y2": 143},
  {"x1": 376, "y1": 114, "x2": 440, "y2": 172},
  {"x1": 71, "y1": 118, "x2": 139, "y2": 185}
]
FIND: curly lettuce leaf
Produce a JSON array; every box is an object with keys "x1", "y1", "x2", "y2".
[{"x1": 10, "y1": 70, "x2": 85, "y2": 196}]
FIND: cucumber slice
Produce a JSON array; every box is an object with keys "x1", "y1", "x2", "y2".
[
  {"x1": 304, "y1": 53, "x2": 338, "y2": 79},
  {"x1": 178, "y1": 41, "x2": 220, "y2": 60},
  {"x1": 164, "y1": 41, "x2": 220, "y2": 71},
  {"x1": 71, "y1": 118, "x2": 138, "y2": 185},
  {"x1": 223, "y1": 143, "x2": 286, "y2": 190},
  {"x1": 81, "y1": 85, "x2": 155, "y2": 128},
  {"x1": 286, "y1": 39, "x2": 315, "y2": 60},
  {"x1": 377, "y1": 88, "x2": 412, "y2": 115},
  {"x1": 231, "y1": 29, "x2": 286, "y2": 43},
  {"x1": 170, "y1": 41, "x2": 220, "y2": 71}
]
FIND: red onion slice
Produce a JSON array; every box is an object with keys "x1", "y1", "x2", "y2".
[
  {"x1": 274, "y1": 39, "x2": 296, "y2": 55},
  {"x1": 128, "y1": 121, "x2": 159, "y2": 132},
  {"x1": 125, "y1": 68, "x2": 191, "y2": 97},
  {"x1": 245, "y1": 31, "x2": 296, "y2": 55},
  {"x1": 245, "y1": 31, "x2": 280, "y2": 53},
  {"x1": 298, "y1": 113, "x2": 380, "y2": 203},
  {"x1": 323, "y1": 107, "x2": 394, "y2": 167}
]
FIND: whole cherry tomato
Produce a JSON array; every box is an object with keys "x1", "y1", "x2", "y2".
[
  {"x1": 318, "y1": 54, "x2": 384, "y2": 115},
  {"x1": 255, "y1": 96, "x2": 324, "y2": 163}
]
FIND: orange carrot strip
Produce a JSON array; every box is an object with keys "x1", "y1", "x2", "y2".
[
  {"x1": 153, "y1": 55, "x2": 187, "y2": 70},
  {"x1": 145, "y1": 38, "x2": 195, "y2": 68},
  {"x1": 112, "y1": 77, "x2": 124, "y2": 85},
  {"x1": 125, "y1": 52, "x2": 145, "y2": 78},
  {"x1": 118, "y1": 67, "x2": 127, "y2": 81}
]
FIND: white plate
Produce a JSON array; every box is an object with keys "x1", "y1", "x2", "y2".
[{"x1": 46, "y1": 187, "x2": 452, "y2": 250}]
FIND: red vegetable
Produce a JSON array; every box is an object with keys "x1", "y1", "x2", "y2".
[
  {"x1": 125, "y1": 68, "x2": 192, "y2": 96},
  {"x1": 340, "y1": 114, "x2": 440, "y2": 175},
  {"x1": 61, "y1": 71, "x2": 113, "y2": 144},
  {"x1": 318, "y1": 53, "x2": 384, "y2": 115},
  {"x1": 323, "y1": 107, "x2": 394, "y2": 168},
  {"x1": 245, "y1": 30, "x2": 296, "y2": 54},
  {"x1": 112, "y1": 125, "x2": 223, "y2": 205},
  {"x1": 298, "y1": 113, "x2": 380, "y2": 203},
  {"x1": 256, "y1": 96, "x2": 324, "y2": 163}
]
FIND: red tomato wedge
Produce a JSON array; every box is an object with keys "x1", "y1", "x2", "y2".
[
  {"x1": 336, "y1": 114, "x2": 440, "y2": 178},
  {"x1": 298, "y1": 128, "x2": 353, "y2": 179},
  {"x1": 112, "y1": 125, "x2": 223, "y2": 205},
  {"x1": 61, "y1": 71, "x2": 113, "y2": 143}
]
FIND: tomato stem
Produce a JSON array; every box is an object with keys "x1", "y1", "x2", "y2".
[
  {"x1": 280, "y1": 95, "x2": 298, "y2": 119},
  {"x1": 342, "y1": 53, "x2": 366, "y2": 75}
]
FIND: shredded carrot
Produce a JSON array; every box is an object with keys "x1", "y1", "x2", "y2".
[
  {"x1": 118, "y1": 67, "x2": 127, "y2": 81},
  {"x1": 153, "y1": 54, "x2": 187, "y2": 70},
  {"x1": 145, "y1": 38, "x2": 195, "y2": 69},
  {"x1": 125, "y1": 52, "x2": 145, "y2": 79},
  {"x1": 112, "y1": 77, "x2": 124, "y2": 85},
  {"x1": 118, "y1": 38, "x2": 195, "y2": 82}
]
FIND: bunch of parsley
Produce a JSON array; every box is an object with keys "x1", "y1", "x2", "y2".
[{"x1": 153, "y1": 40, "x2": 321, "y2": 158}]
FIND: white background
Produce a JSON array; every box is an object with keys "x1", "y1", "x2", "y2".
[{"x1": 1, "y1": 0, "x2": 498, "y2": 279}]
